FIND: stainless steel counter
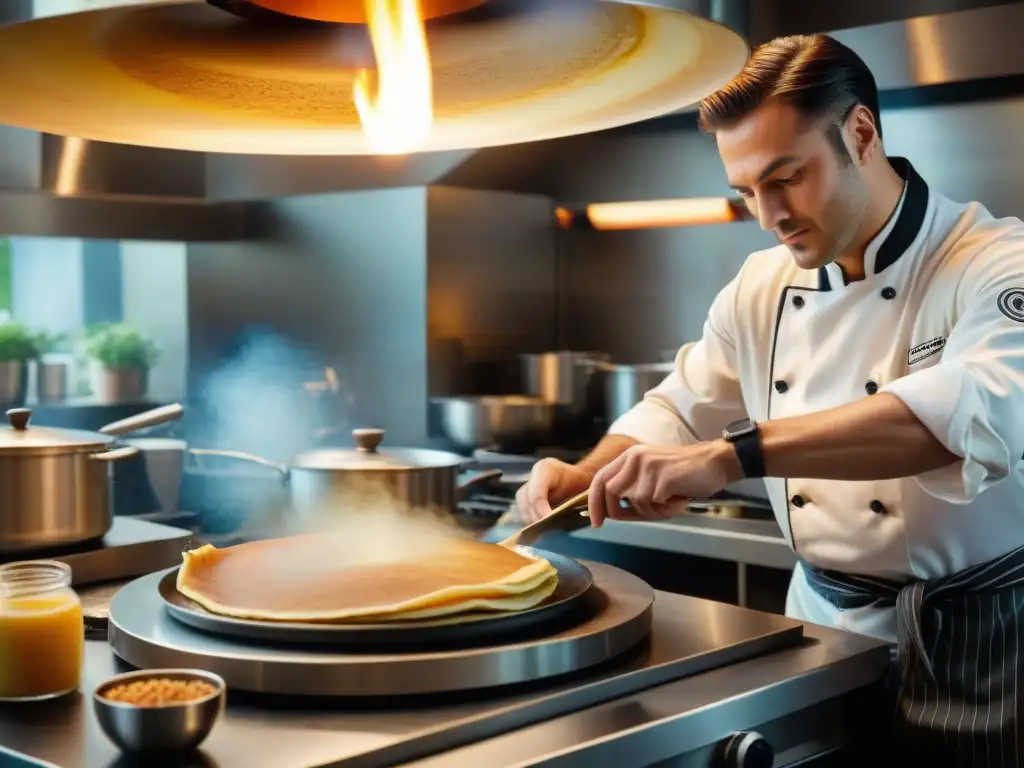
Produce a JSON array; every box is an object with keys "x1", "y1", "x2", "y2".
[
  {"x1": 0, "y1": 590, "x2": 889, "y2": 768},
  {"x1": 574, "y1": 514, "x2": 796, "y2": 570}
]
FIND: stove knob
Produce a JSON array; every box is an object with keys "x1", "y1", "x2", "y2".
[{"x1": 721, "y1": 731, "x2": 773, "y2": 768}]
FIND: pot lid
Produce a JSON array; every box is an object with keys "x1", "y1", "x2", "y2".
[
  {"x1": 292, "y1": 429, "x2": 464, "y2": 471},
  {"x1": 0, "y1": 1, "x2": 748, "y2": 156},
  {"x1": 0, "y1": 409, "x2": 116, "y2": 455}
]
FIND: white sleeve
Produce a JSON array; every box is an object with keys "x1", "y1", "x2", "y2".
[
  {"x1": 883, "y1": 240, "x2": 1024, "y2": 503},
  {"x1": 608, "y1": 279, "x2": 746, "y2": 446}
]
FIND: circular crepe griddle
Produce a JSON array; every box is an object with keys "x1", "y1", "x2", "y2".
[
  {"x1": 0, "y1": 1, "x2": 748, "y2": 155},
  {"x1": 160, "y1": 546, "x2": 594, "y2": 648}
]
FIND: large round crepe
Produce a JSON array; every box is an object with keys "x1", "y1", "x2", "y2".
[
  {"x1": 0, "y1": 1, "x2": 748, "y2": 155},
  {"x1": 175, "y1": 534, "x2": 559, "y2": 623}
]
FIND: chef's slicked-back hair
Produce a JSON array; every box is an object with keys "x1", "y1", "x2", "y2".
[{"x1": 697, "y1": 34, "x2": 882, "y2": 153}]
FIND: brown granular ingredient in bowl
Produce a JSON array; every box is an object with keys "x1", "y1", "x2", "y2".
[{"x1": 101, "y1": 678, "x2": 218, "y2": 707}]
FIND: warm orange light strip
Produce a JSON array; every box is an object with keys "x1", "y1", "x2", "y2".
[
  {"x1": 592, "y1": 197, "x2": 743, "y2": 230},
  {"x1": 556, "y1": 197, "x2": 749, "y2": 231}
]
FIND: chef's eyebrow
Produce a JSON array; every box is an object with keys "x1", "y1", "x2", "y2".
[{"x1": 728, "y1": 155, "x2": 801, "y2": 192}]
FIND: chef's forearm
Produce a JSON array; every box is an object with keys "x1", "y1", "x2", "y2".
[
  {"x1": 756, "y1": 393, "x2": 958, "y2": 481},
  {"x1": 576, "y1": 435, "x2": 638, "y2": 477}
]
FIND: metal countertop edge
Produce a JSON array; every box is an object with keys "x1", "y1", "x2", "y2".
[
  {"x1": 396, "y1": 633, "x2": 891, "y2": 768},
  {"x1": 572, "y1": 519, "x2": 798, "y2": 570},
  {"x1": 520, "y1": 646, "x2": 890, "y2": 767},
  {"x1": 325, "y1": 620, "x2": 802, "y2": 768}
]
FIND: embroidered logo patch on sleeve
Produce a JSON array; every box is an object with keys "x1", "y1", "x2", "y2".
[
  {"x1": 997, "y1": 288, "x2": 1024, "y2": 323},
  {"x1": 909, "y1": 337, "x2": 946, "y2": 366}
]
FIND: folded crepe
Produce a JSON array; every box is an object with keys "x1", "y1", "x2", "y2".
[{"x1": 175, "y1": 534, "x2": 559, "y2": 623}]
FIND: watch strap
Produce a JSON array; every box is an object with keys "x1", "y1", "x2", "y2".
[{"x1": 730, "y1": 426, "x2": 766, "y2": 479}]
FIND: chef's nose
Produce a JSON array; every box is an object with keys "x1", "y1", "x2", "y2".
[{"x1": 755, "y1": 195, "x2": 789, "y2": 232}]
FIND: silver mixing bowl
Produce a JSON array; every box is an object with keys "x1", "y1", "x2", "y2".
[{"x1": 93, "y1": 668, "x2": 226, "y2": 753}]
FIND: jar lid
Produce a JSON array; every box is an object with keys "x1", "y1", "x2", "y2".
[
  {"x1": 291, "y1": 428, "x2": 463, "y2": 471},
  {"x1": 0, "y1": 409, "x2": 115, "y2": 456}
]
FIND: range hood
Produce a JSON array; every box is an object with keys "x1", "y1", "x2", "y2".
[{"x1": 0, "y1": 0, "x2": 1021, "y2": 235}]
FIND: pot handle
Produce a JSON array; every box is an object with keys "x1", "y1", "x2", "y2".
[
  {"x1": 456, "y1": 469, "x2": 503, "y2": 498},
  {"x1": 90, "y1": 446, "x2": 141, "y2": 462},
  {"x1": 99, "y1": 403, "x2": 185, "y2": 437},
  {"x1": 187, "y1": 448, "x2": 289, "y2": 477}
]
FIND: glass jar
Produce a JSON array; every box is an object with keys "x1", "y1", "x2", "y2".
[{"x1": 0, "y1": 560, "x2": 83, "y2": 701}]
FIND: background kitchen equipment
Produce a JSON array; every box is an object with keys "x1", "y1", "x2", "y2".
[
  {"x1": 604, "y1": 363, "x2": 674, "y2": 424},
  {"x1": 36, "y1": 357, "x2": 71, "y2": 403},
  {"x1": 0, "y1": 404, "x2": 184, "y2": 552},
  {"x1": 117, "y1": 438, "x2": 188, "y2": 517},
  {"x1": 520, "y1": 352, "x2": 610, "y2": 437},
  {"x1": 431, "y1": 395, "x2": 556, "y2": 453},
  {"x1": 188, "y1": 428, "x2": 498, "y2": 518}
]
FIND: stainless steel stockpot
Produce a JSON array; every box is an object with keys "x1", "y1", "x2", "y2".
[{"x1": 0, "y1": 404, "x2": 184, "y2": 552}]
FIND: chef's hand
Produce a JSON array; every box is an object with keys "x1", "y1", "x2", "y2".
[
  {"x1": 589, "y1": 441, "x2": 740, "y2": 527},
  {"x1": 515, "y1": 459, "x2": 594, "y2": 524}
]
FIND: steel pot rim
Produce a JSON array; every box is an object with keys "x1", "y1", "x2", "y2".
[
  {"x1": 190, "y1": 427, "x2": 467, "y2": 476},
  {"x1": 0, "y1": 403, "x2": 185, "y2": 458}
]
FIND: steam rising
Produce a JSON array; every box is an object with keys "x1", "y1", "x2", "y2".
[
  {"x1": 192, "y1": 329, "x2": 469, "y2": 551},
  {"x1": 193, "y1": 330, "x2": 330, "y2": 465},
  {"x1": 281, "y1": 478, "x2": 471, "y2": 566}
]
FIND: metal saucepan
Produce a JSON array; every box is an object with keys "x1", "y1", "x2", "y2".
[
  {"x1": 431, "y1": 395, "x2": 556, "y2": 452},
  {"x1": 189, "y1": 428, "x2": 501, "y2": 515},
  {"x1": 604, "y1": 362, "x2": 675, "y2": 424},
  {"x1": 519, "y1": 351, "x2": 611, "y2": 429},
  {"x1": 0, "y1": 403, "x2": 185, "y2": 552}
]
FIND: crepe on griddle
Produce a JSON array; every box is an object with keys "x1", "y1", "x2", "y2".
[{"x1": 175, "y1": 534, "x2": 559, "y2": 623}]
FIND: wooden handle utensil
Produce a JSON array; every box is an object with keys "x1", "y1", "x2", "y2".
[{"x1": 499, "y1": 489, "x2": 591, "y2": 549}]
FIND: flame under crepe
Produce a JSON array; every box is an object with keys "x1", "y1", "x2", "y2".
[{"x1": 176, "y1": 479, "x2": 559, "y2": 623}]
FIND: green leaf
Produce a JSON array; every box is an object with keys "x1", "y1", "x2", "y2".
[
  {"x1": 0, "y1": 322, "x2": 39, "y2": 362},
  {"x1": 84, "y1": 323, "x2": 158, "y2": 370}
]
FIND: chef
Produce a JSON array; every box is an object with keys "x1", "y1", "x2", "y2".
[{"x1": 516, "y1": 33, "x2": 1024, "y2": 763}]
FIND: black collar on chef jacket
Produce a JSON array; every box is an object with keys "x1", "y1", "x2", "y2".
[{"x1": 817, "y1": 157, "x2": 930, "y2": 292}]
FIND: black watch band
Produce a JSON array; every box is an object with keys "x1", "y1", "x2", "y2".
[{"x1": 722, "y1": 419, "x2": 766, "y2": 479}]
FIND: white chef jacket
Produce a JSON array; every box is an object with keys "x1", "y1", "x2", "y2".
[{"x1": 609, "y1": 158, "x2": 1024, "y2": 642}]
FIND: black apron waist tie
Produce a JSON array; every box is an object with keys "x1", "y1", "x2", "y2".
[
  {"x1": 802, "y1": 546, "x2": 1024, "y2": 683},
  {"x1": 802, "y1": 546, "x2": 1024, "y2": 765}
]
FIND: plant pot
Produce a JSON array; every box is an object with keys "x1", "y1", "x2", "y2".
[
  {"x1": 93, "y1": 365, "x2": 148, "y2": 403},
  {"x1": 0, "y1": 361, "x2": 28, "y2": 408},
  {"x1": 36, "y1": 360, "x2": 69, "y2": 402}
]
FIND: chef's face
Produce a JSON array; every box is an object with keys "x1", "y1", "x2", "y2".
[{"x1": 716, "y1": 99, "x2": 869, "y2": 270}]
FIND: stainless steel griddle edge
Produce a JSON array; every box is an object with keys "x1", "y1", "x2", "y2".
[{"x1": 108, "y1": 561, "x2": 659, "y2": 696}]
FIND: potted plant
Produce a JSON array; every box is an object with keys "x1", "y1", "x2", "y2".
[
  {"x1": 33, "y1": 331, "x2": 69, "y2": 402},
  {"x1": 84, "y1": 323, "x2": 159, "y2": 402},
  {"x1": 0, "y1": 323, "x2": 39, "y2": 407}
]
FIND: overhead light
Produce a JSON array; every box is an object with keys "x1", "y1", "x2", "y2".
[
  {"x1": 556, "y1": 198, "x2": 752, "y2": 230},
  {"x1": 0, "y1": 0, "x2": 748, "y2": 156}
]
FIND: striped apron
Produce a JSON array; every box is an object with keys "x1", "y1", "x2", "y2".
[{"x1": 803, "y1": 547, "x2": 1024, "y2": 766}]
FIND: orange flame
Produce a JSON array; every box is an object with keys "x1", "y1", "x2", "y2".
[{"x1": 353, "y1": 0, "x2": 434, "y2": 155}]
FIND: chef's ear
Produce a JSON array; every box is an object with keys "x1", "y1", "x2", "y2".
[{"x1": 844, "y1": 104, "x2": 880, "y2": 165}]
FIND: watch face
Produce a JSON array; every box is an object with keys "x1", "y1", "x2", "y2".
[{"x1": 724, "y1": 418, "x2": 757, "y2": 440}]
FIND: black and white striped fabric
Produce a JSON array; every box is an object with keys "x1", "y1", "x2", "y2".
[{"x1": 803, "y1": 547, "x2": 1024, "y2": 765}]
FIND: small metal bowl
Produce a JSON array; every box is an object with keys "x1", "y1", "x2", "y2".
[{"x1": 93, "y1": 669, "x2": 226, "y2": 754}]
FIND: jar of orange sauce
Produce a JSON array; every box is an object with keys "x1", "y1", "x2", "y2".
[{"x1": 0, "y1": 560, "x2": 83, "y2": 700}]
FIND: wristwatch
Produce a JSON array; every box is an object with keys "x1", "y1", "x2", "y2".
[{"x1": 722, "y1": 418, "x2": 766, "y2": 479}]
